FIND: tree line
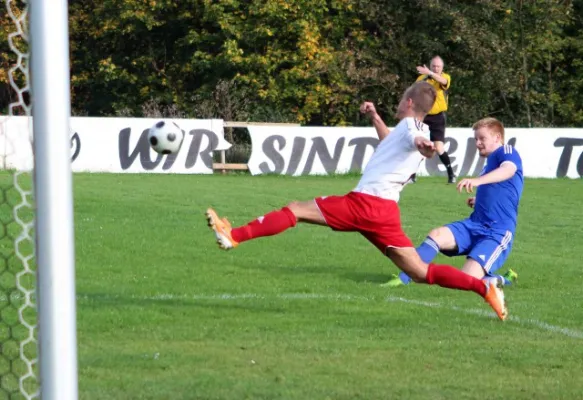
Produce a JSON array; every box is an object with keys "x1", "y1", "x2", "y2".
[{"x1": 1, "y1": 0, "x2": 582, "y2": 127}]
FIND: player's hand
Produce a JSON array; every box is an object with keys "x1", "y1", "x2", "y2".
[
  {"x1": 360, "y1": 101, "x2": 377, "y2": 117},
  {"x1": 414, "y1": 137, "x2": 435, "y2": 158},
  {"x1": 457, "y1": 178, "x2": 480, "y2": 193},
  {"x1": 416, "y1": 65, "x2": 432, "y2": 76},
  {"x1": 466, "y1": 197, "x2": 476, "y2": 208}
]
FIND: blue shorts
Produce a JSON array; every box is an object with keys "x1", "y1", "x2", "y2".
[{"x1": 441, "y1": 218, "x2": 514, "y2": 275}]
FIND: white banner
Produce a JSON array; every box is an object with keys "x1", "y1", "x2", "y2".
[
  {"x1": 248, "y1": 126, "x2": 583, "y2": 179},
  {"x1": 0, "y1": 116, "x2": 231, "y2": 174},
  {"x1": 2, "y1": 117, "x2": 583, "y2": 178}
]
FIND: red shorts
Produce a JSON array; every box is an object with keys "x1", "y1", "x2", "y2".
[{"x1": 314, "y1": 191, "x2": 413, "y2": 253}]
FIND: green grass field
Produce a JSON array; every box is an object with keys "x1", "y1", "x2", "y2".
[{"x1": 7, "y1": 173, "x2": 583, "y2": 399}]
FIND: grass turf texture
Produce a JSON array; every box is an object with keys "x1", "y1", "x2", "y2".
[{"x1": 5, "y1": 173, "x2": 583, "y2": 399}]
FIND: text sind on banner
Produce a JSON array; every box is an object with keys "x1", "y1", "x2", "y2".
[{"x1": 247, "y1": 126, "x2": 583, "y2": 179}]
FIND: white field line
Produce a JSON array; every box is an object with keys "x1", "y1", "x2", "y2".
[
  {"x1": 4, "y1": 291, "x2": 578, "y2": 339},
  {"x1": 72, "y1": 292, "x2": 583, "y2": 340},
  {"x1": 384, "y1": 296, "x2": 583, "y2": 339}
]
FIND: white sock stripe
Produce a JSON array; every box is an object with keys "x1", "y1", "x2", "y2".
[
  {"x1": 483, "y1": 231, "x2": 513, "y2": 272},
  {"x1": 424, "y1": 238, "x2": 439, "y2": 252}
]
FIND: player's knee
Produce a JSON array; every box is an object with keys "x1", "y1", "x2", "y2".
[
  {"x1": 285, "y1": 201, "x2": 301, "y2": 217},
  {"x1": 428, "y1": 228, "x2": 444, "y2": 241},
  {"x1": 286, "y1": 201, "x2": 299, "y2": 209}
]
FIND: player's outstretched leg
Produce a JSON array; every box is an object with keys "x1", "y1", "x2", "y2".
[
  {"x1": 389, "y1": 268, "x2": 518, "y2": 289},
  {"x1": 426, "y1": 263, "x2": 507, "y2": 320},
  {"x1": 206, "y1": 200, "x2": 326, "y2": 250},
  {"x1": 206, "y1": 206, "x2": 297, "y2": 250},
  {"x1": 385, "y1": 247, "x2": 508, "y2": 320}
]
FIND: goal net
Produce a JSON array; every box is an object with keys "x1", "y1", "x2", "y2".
[{"x1": 2, "y1": 0, "x2": 37, "y2": 398}]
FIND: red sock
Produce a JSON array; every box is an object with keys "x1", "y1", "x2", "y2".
[
  {"x1": 231, "y1": 207, "x2": 297, "y2": 243},
  {"x1": 426, "y1": 264, "x2": 487, "y2": 297}
]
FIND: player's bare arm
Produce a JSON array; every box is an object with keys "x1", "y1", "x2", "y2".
[
  {"x1": 457, "y1": 162, "x2": 517, "y2": 193},
  {"x1": 360, "y1": 101, "x2": 390, "y2": 141},
  {"x1": 416, "y1": 64, "x2": 448, "y2": 86},
  {"x1": 414, "y1": 136, "x2": 435, "y2": 158}
]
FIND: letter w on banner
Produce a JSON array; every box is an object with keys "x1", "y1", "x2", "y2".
[{"x1": 0, "y1": 117, "x2": 232, "y2": 174}]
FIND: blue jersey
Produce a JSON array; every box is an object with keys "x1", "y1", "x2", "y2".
[{"x1": 470, "y1": 144, "x2": 524, "y2": 233}]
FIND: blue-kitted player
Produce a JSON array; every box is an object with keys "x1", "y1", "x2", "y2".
[{"x1": 385, "y1": 117, "x2": 522, "y2": 288}]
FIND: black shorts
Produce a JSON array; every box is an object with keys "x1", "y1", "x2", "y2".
[{"x1": 423, "y1": 112, "x2": 447, "y2": 142}]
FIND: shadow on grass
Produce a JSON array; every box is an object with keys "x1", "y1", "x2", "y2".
[{"x1": 342, "y1": 272, "x2": 392, "y2": 284}]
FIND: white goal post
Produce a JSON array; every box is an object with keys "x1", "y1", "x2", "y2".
[{"x1": 5, "y1": 0, "x2": 79, "y2": 398}]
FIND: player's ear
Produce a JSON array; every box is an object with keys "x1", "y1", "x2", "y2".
[{"x1": 488, "y1": 130, "x2": 501, "y2": 142}]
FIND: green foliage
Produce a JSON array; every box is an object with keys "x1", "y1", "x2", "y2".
[
  {"x1": 1, "y1": 1, "x2": 28, "y2": 114},
  {"x1": 0, "y1": 0, "x2": 581, "y2": 126}
]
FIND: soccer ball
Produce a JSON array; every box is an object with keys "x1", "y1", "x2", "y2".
[{"x1": 148, "y1": 121, "x2": 185, "y2": 155}]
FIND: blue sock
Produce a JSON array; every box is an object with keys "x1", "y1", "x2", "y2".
[
  {"x1": 417, "y1": 236, "x2": 440, "y2": 263},
  {"x1": 399, "y1": 237, "x2": 440, "y2": 284},
  {"x1": 398, "y1": 270, "x2": 413, "y2": 284},
  {"x1": 494, "y1": 275, "x2": 512, "y2": 286}
]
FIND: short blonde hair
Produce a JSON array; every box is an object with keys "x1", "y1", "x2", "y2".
[
  {"x1": 472, "y1": 117, "x2": 505, "y2": 141},
  {"x1": 404, "y1": 81, "x2": 437, "y2": 115}
]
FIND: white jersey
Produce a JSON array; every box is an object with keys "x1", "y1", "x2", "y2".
[{"x1": 353, "y1": 117, "x2": 430, "y2": 202}]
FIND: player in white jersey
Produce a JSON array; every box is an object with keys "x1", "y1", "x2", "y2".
[
  {"x1": 353, "y1": 114, "x2": 430, "y2": 202},
  {"x1": 206, "y1": 81, "x2": 507, "y2": 320}
]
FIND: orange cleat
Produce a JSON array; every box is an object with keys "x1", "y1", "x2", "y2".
[
  {"x1": 483, "y1": 282, "x2": 508, "y2": 321},
  {"x1": 206, "y1": 208, "x2": 239, "y2": 250}
]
